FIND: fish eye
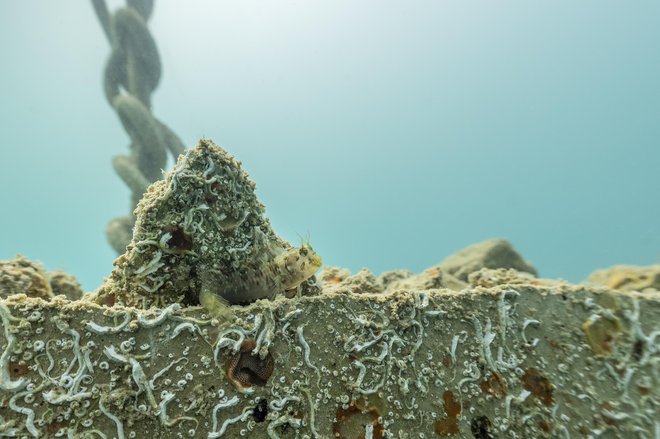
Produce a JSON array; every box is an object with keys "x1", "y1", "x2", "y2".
[{"x1": 299, "y1": 247, "x2": 308, "y2": 256}]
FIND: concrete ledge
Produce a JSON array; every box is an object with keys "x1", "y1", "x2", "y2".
[{"x1": 1, "y1": 284, "x2": 659, "y2": 438}]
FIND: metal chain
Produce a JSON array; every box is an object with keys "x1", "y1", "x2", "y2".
[{"x1": 92, "y1": 0, "x2": 185, "y2": 254}]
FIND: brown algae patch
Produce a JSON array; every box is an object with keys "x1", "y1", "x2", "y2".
[
  {"x1": 582, "y1": 313, "x2": 623, "y2": 356},
  {"x1": 434, "y1": 390, "x2": 462, "y2": 436},
  {"x1": 522, "y1": 368, "x2": 554, "y2": 406},
  {"x1": 333, "y1": 400, "x2": 384, "y2": 438}
]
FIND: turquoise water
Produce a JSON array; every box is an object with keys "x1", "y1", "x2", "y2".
[{"x1": 1, "y1": 1, "x2": 658, "y2": 292}]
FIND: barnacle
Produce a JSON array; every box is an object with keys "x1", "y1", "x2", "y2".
[
  {"x1": 225, "y1": 339, "x2": 274, "y2": 392},
  {"x1": 319, "y1": 266, "x2": 351, "y2": 285}
]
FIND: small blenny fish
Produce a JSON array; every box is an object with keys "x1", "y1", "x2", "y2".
[
  {"x1": 274, "y1": 241, "x2": 323, "y2": 291},
  {"x1": 200, "y1": 241, "x2": 322, "y2": 311}
]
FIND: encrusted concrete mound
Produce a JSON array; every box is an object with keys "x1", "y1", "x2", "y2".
[
  {"x1": 96, "y1": 139, "x2": 321, "y2": 309},
  {"x1": 1, "y1": 279, "x2": 658, "y2": 438}
]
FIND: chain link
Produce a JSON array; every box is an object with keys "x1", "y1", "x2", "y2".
[{"x1": 92, "y1": 0, "x2": 185, "y2": 254}]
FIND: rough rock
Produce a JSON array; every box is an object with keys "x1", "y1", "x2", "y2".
[
  {"x1": 382, "y1": 266, "x2": 467, "y2": 293},
  {"x1": 0, "y1": 256, "x2": 85, "y2": 302},
  {"x1": 468, "y1": 268, "x2": 547, "y2": 289},
  {"x1": 318, "y1": 266, "x2": 352, "y2": 286},
  {"x1": 0, "y1": 255, "x2": 53, "y2": 301},
  {"x1": 585, "y1": 264, "x2": 660, "y2": 293},
  {"x1": 95, "y1": 139, "x2": 321, "y2": 309},
  {"x1": 49, "y1": 270, "x2": 84, "y2": 301},
  {"x1": 321, "y1": 268, "x2": 383, "y2": 295},
  {"x1": 437, "y1": 239, "x2": 537, "y2": 282},
  {"x1": 377, "y1": 269, "x2": 415, "y2": 289}
]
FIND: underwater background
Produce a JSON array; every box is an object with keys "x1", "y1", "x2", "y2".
[{"x1": 0, "y1": 0, "x2": 658, "y2": 292}]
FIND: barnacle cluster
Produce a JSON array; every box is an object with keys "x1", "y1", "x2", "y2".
[{"x1": 95, "y1": 138, "x2": 322, "y2": 309}]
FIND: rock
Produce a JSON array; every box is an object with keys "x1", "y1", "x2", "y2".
[
  {"x1": 585, "y1": 264, "x2": 660, "y2": 293},
  {"x1": 0, "y1": 255, "x2": 53, "y2": 300},
  {"x1": 0, "y1": 255, "x2": 86, "y2": 302},
  {"x1": 377, "y1": 240, "x2": 535, "y2": 293},
  {"x1": 49, "y1": 270, "x2": 84, "y2": 300},
  {"x1": 323, "y1": 240, "x2": 539, "y2": 295},
  {"x1": 381, "y1": 266, "x2": 467, "y2": 292},
  {"x1": 318, "y1": 266, "x2": 352, "y2": 286},
  {"x1": 377, "y1": 269, "x2": 414, "y2": 289},
  {"x1": 468, "y1": 267, "x2": 541, "y2": 288},
  {"x1": 321, "y1": 268, "x2": 383, "y2": 294},
  {"x1": 438, "y1": 239, "x2": 537, "y2": 282},
  {"x1": 95, "y1": 139, "x2": 322, "y2": 308}
]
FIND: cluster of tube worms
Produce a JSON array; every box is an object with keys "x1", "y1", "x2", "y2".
[{"x1": 1, "y1": 283, "x2": 657, "y2": 438}]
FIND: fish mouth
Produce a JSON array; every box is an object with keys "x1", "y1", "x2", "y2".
[{"x1": 310, "y1": 254, "x2": 323, "y2": 268}]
